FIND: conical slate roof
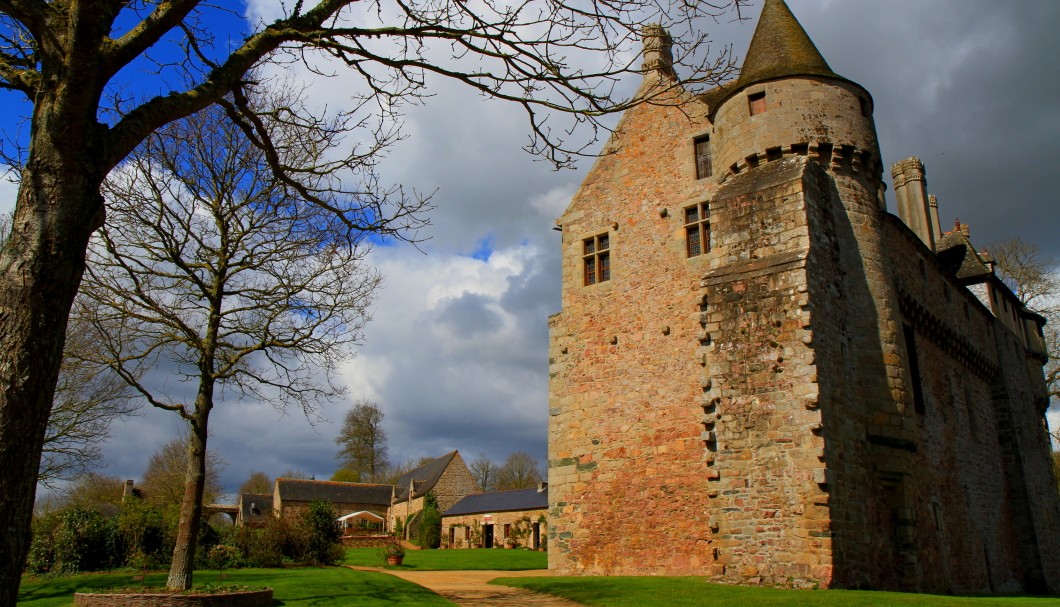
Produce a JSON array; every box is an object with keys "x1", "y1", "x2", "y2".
[
  {"x1": 703, "y1": 0, "x2": 851, "y2": 113},
  {"x1": 738, "y1": 0, "x2": 838, "y2": 87}
]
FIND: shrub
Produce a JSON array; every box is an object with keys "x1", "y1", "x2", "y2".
[
  {"x1": 42, "y1": 508, "x2": 120, "y2": 574},
  {"x1": 299, "y1": 501, "x2": 344, "y2": 565},
  {"x1": 418, "y1": 493, "x2": 441, "y2": 550}
]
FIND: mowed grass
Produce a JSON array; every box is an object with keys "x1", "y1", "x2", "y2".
[
  {"x1": 18, "y1": 567, "x2": 456, "y2": 607},
  {"x1": 493, "y1": 577, "x2": 1060, "y2": 607},
  {"x1": 344, "y1": 546, "x2": 547, "y2": 570}
]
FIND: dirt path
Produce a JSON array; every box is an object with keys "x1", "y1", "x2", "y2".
[{"x1": 349, "y1": 567, "x2": 585, "y2": 607}]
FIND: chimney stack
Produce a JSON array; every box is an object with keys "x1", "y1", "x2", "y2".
[
  {"x1": 641, "y1": 24, "x2": 674, "y2": 77},
  {"x1": 891, "y1": 157, "x2": 935, "y2": 249}
]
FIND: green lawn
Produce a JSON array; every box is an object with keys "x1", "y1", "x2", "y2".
[
  {"x1": 344, "y1": 547, "x2": 547, "y2": 570},
  {"x1": 493, "y1": 577, "x2": 1060, "y2": 607},
  {"x1": 18, "y1": 567, "x2": 456, "y2": 607}
]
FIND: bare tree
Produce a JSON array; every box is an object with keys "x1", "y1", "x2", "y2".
[
  {"x1": 0, "y1": 1, "x2": 745, "y2": 600},
  {"x1": 78, "y1": 94, "x2": 382, "y2": 589},
  {"x1": 141, "y1": 438, "x2": 225, "y2": 509},
  {"x1": 38, "y1": 311, "x2": 140, "y2": 488},
  {"x1": 495, "y1": 451, "x2": 543, "y2": 491},
  {"x1": 335, "y1": 401, "x2": 389, "y2": 482},
  {"x1": 469, "y1": 453, "x2": 499, "y2": 492},
  {"x1": 238, "y1": 472, "x2": 273, "y2": 495},
  {"x1": 988, "y1": 238, "x2": 1059, "y2": 401}
]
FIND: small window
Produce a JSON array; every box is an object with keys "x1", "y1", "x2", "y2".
[
  {"x1": 684, "y1": 202, "x2": 711, "y2": 258},
  {"x1": 504, "y1": 523, "x2": 511, "y2": 538},
  {"x1": 583, "y1": 233, "x2": 611, "y2": 285},
  {"x1": 694, "y1": 135, "x2": 712, "y2": 179},
  {"x1": 748, "y1": 91, "x2": 766, "y2": 116},
  {"x1": 858, "y1": 96, "x2": 869, "y2": 117}
]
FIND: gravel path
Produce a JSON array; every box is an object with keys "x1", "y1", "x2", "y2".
[{"x1": 348, "y1": 567, "x2": 585, "y2": 607}]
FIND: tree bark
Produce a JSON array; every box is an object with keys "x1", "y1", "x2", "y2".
[
  {"x1": 0, "y1": 67, "x2": 106, "y2": 599},
  {"x1": 166, "y1": 399, "x2": 212, "y2": 590},
  {"x1": 0, "y1": 163, "x2": 104, "y2": 604}
]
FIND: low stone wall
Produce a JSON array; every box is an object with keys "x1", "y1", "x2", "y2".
[
  {"x1": 73, "y1": 588, "x2": 272, "y2": 607},
  {"x1": 340, "y1": 534, "x2": 391, "y2": 548}
]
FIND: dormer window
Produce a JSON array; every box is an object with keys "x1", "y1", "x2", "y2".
[{"x1": 694, "y1": 135, "x2": 712, "y2": 179}]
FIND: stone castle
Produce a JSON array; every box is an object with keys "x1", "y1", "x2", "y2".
[{"x1": 546, "y1": 0, "x2": 1060, "y2": 593}]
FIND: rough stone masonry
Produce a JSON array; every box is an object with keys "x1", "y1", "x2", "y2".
[{"x1": 547, "y1": 0, "x2": 1060, "y2": 593}]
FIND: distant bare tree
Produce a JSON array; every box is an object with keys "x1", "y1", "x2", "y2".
[
  {"x1": 469, "y1": 454, "x2": 499, "y2": 493},
  {"x1": 988, "y1": 238, "x2": 1059, "y2": 401},
  {"x1": 37, "y1": 310, "x2": 140, "y2": 488},
  {"x1": 335, "y1": 401, "x2": 389, "y2": 482},
  {"x1": 495, "y1": 451, "x2": 543, "y2": 491},
  {"x1": 140, "y1": 438, "x2": 225, "y2": 509},
  {"x1": 279, "y1": 470, "x2": 316, "y2": 481},
  {"x1": 238, "y1": 472, "x2": 272, "y2": 495}
]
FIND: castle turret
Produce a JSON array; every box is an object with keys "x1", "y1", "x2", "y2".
[{"x1": 708, "y1": 0, "x2": 883, "y2": 193}]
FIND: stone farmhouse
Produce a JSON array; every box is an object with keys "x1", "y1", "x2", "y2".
[
  {"x1": 547, "y1": 0, "x2": 1060, "y2": 594},
  {"x1": 389, "y1": 451, "x2": 480, "y2": 537},
  {"x1": 232, "y1": 451, "x2": 488, "y2": 541},
  {"x1": 442, "y1": 486, "x2": 548, "y2": 550}
]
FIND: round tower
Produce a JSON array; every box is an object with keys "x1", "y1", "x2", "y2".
[
  {"x1": 705, "y1": 0, "x2": 914, "y2": 589},
  {"x1": 709, "y1": 0, "x2": 883, "y2": 198}
]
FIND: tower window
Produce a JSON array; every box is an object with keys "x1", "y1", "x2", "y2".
[
  {"x1": 684, "y1": 202, "x2": 710, "y2": 258},
  {"x1": 694, "y1": 135, "x2": 712, "y2": 179},
  {"x1": 748, "y1": 91, "x2": 767, "y2": 116},
  {"x1": 583, "y1": 233, "x2": 611, "y2": 285}
]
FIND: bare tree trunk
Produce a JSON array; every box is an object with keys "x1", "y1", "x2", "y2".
[
  {"x1": 0, "y1": 134, "x2": 104, "y2": 604},
  {"x1": 166, "y1": 401, "x2": 212, "y2": 590}
]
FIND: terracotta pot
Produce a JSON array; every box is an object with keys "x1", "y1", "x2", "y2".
[{"x1": 386, "y1": 555, "x2": 403, "y2": 566}]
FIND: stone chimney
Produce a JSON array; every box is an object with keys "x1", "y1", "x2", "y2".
[
  {"x1": 927, "y1": 194, "x2": 942, "y2": 245},
  {"x1": 891, "y1": 157, "x2": 935, "y2": 249},
  {"x1": 641, "y1": 24, "x2": 674, "y2": 77}
]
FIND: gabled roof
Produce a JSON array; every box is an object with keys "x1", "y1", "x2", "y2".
[
  {"x1": 442, "y1": 488, "x2": 548, "y2": 517},
  {"x1": 394, "y1": 451, "x2": 458, "y2": 501},
  {"x1": 276, "y1": 479, "x2": 392, "y2": 506},
  {"x1": 936, "y1": 227, "x2": 993, "y2": 281}
]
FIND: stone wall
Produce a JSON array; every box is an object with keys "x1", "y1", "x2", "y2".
[
  {"x1": 442, "y1": 509, "x2": 547, "y2": 549},
  {"x1": 698, "y1": 157, "x2": 830, "y2": 587},
  {"x1": 433, "y1": 453, "x2": 481, "y2": 513},
  {"x1": 548, "y1": 75, "x2": 718, "y2": 575}
]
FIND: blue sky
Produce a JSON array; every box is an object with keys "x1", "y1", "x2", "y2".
[{"x1": 3, "y1": 0, "x2": 1058, "y2": 498}]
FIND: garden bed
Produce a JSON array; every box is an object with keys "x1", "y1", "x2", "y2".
[{"x1": 73, "y1": 587, "x2": 272, "y2": 607}]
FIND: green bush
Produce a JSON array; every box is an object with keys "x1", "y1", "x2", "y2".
[
  {"x1": 299, "y1": 501, "x2": 344, "y2": 565},
  {"x1": 418, "y1": 493, "x2": 441, "y2": 550},
  {"x1": 32, "y1": 508, "x2": 121, "y2": 574}
]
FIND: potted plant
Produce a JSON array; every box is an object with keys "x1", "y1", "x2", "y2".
[{"x1": 380, "y1": 538, "x2": 405, "y2": 566}]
